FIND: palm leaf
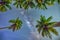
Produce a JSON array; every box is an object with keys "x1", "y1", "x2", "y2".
[
  {"x1": 23, "y1": 3, "x2": 28, "y2": 9},
  {"x1": 42, "y1": 29, "x2": 45, "y2": 37},
  {"x1": 13, "y1": 2, "x2": 17, "y2": 5},
  {"x1": 36, "y1": 20, "x2": 43, "y2": 33},
  {"x1": 47, "y1": 16, "x2": 52, "y2": 22},
  {"x1": 5, "y1": 4, "x2": 12, "y2": 9},
  {"x1": 9, "y1": 19, "x2": 16, "y2": 23},
  {"x1": 40, "y1": 15, "x2": 46, "y2": 23},
  {"x1": 58, "y1": 0, "x2": 60, "y2": 4},
  {"x1": 0, "y1": 0, "x2": 12, "y2": 12},
  {"x1": 13, "y1": 0, "x2": 24, "y2": 8},
  {"x1": 29, "y1": 2, "x2": 35, "y2": 8},
  {"x1": 42, "y1": 3, "x2": 47, "y2": 9},
  {"x1": 47, "y1": 22, "x2": 56, "y2": 26},
  {"x1": 47, "y1": 30, "x2": 52, "y2": 39},
  {"x1": 49, "y1": 27, "x2": 58, "y2": 35},
  {"x1": 0, "y1": 6, "x2": 7, "y2": 12},
  {"x1": 45, "y1": 0, "x2": 55, "y2": 6},
  {"x1": 37, "y1": 26, "x2": 43, "y2": 33},
  {"x1": 37, "y1": 20, "x2": 41, "y2": 25}
]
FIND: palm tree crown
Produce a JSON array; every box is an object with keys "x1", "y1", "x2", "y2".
[
  {"x1": 36, "y1": 15, "x2": 58, "y2": 39},
  {"x1": 9, "y1": 17, "x2": 23, "y2": 31}
]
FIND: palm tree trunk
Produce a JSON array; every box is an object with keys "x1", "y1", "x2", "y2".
[
  {"x1": 54, "y1": 22, "x2": 60, "y2": 27},
  {"x1": 0, "y1": 27, "x2": 9, "y2": 29}
]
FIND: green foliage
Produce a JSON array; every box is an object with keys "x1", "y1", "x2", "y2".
[
  {"x1": 9, "y1": 17, "x2": 23, "y2": 31},
  {"x1": 0, "y1": 0, "x2": 59, "y2": 39},
  {"x1": 0, "y1": 6, "x2": 7, "y2": 12},
  {"x1": 23, "y1": 0, "x2": 35, "y2": 9},
  {"x1": 44, "y1": 0, "x2": 55, "y2": 6},
  {"x1": 13, "y1": 0, "x2": 24, "y2": 8},
  {"x1": 13, "y1": 0, "x2": 35, "y2": 9},
  {"x1": 58, "y1": 0, "x2": 60, "y2": 4},
  {"x1": 12, "y1": 0, "x2": 60, "y2": 9},
  {"x1": 0, "y1": 0, "x2": 12, "y2": 12},
  {"x1": 36, "y1": 15, "x2": 58, "y2": 39},
  {"x1": 49, "y1": 27, "x2": 58, "y2": 35},
  {"x1": 0, "y1": 0, "x2": 60, "y2": 12},
  {"x1": 2, "y1": 0, "x2": 12, "y2": 4}
]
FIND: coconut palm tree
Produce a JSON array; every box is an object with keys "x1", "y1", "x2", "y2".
[
  {"x1": 8, "y1": 17, "x2": 23, "y2": 31},
  {"x1": 0, "y1": 17, "x2": 22, "y2": 32},
  {"x1": 36, "y1": 15, "x2": 58, "y2": 39}
]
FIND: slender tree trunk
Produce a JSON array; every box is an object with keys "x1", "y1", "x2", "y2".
[
  {"x1": 0, "y1": 27, "x2": 8, "y2": 29},
  {"x1": 54, "y1": 22, "x2": 60, "y2": 27}
]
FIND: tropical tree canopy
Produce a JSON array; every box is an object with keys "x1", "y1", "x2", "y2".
[
  {"x1": 0, "y1": 0, "x2": 12, "y2": 12},
  {"x1": 8, "y1": 17, "x2": 23, "y2": 31},
  {"x1": 36, "y1": 15, "x2": 58, "y2": 39},
  {"x1": 0, "y1": 0, "x2": 60, "y2": 12},
  {"x1": 0, "y1": 17, "x2": 23, "y2": 32}
]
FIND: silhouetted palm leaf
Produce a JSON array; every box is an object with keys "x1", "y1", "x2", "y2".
[
  {"x1": 23, "y1": 0, "x2": 35, "y2": 9},
  {"x1": 13, "y1": 0, "x2": 24, "y2": 8}
]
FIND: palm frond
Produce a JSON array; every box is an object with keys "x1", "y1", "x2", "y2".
[
  {"x1": 58, "y1": 0, "x2": 60, "y2": 4},
  {"x1": 47, "y1": 22, "x2": 56, "y2": 26},
  {"x1": 42, "y1": 29, "x2": 45, "y2": 37},
  {"x1": 5, "y1": 4, "x2": 12, "y2": 9},
  {"x1": 40, "y1": 15, "x2": 46, "y2": 23},
  {"x1": 23, "y1": 2, "x2": 28, "y2": 9},
  {"x1": 47, "y1": 16, "x2": 52, "y2": 22},
  {"x1": 13, "y1": 0, "x2": 24, "y2": 8},
  {"x1": 49, "y1": 27, "x2": 58, "y2": 35},
  {"x1": 47, "y1": 30, "x2": 52, "y2": 39},
  {"x1": 9, "y1": 19, "x2": 16, "y2": 23},
  {"x1": 0, "y1": 5, "x2": 7, "y2": 12},
  {"x1": 0, "y1": 0, "x2": 12, "y2": 12},
  {"x1": 29, "y1": 2, "x2": 35, "y2": 8}
]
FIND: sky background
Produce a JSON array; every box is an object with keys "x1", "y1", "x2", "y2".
[{"x1": 0, "y1": 3, "x2": 60, "y2": 40}]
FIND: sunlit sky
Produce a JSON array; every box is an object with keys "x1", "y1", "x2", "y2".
[{"x1": 0, "y1": 3, "x2": 60, "y2": 40}]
